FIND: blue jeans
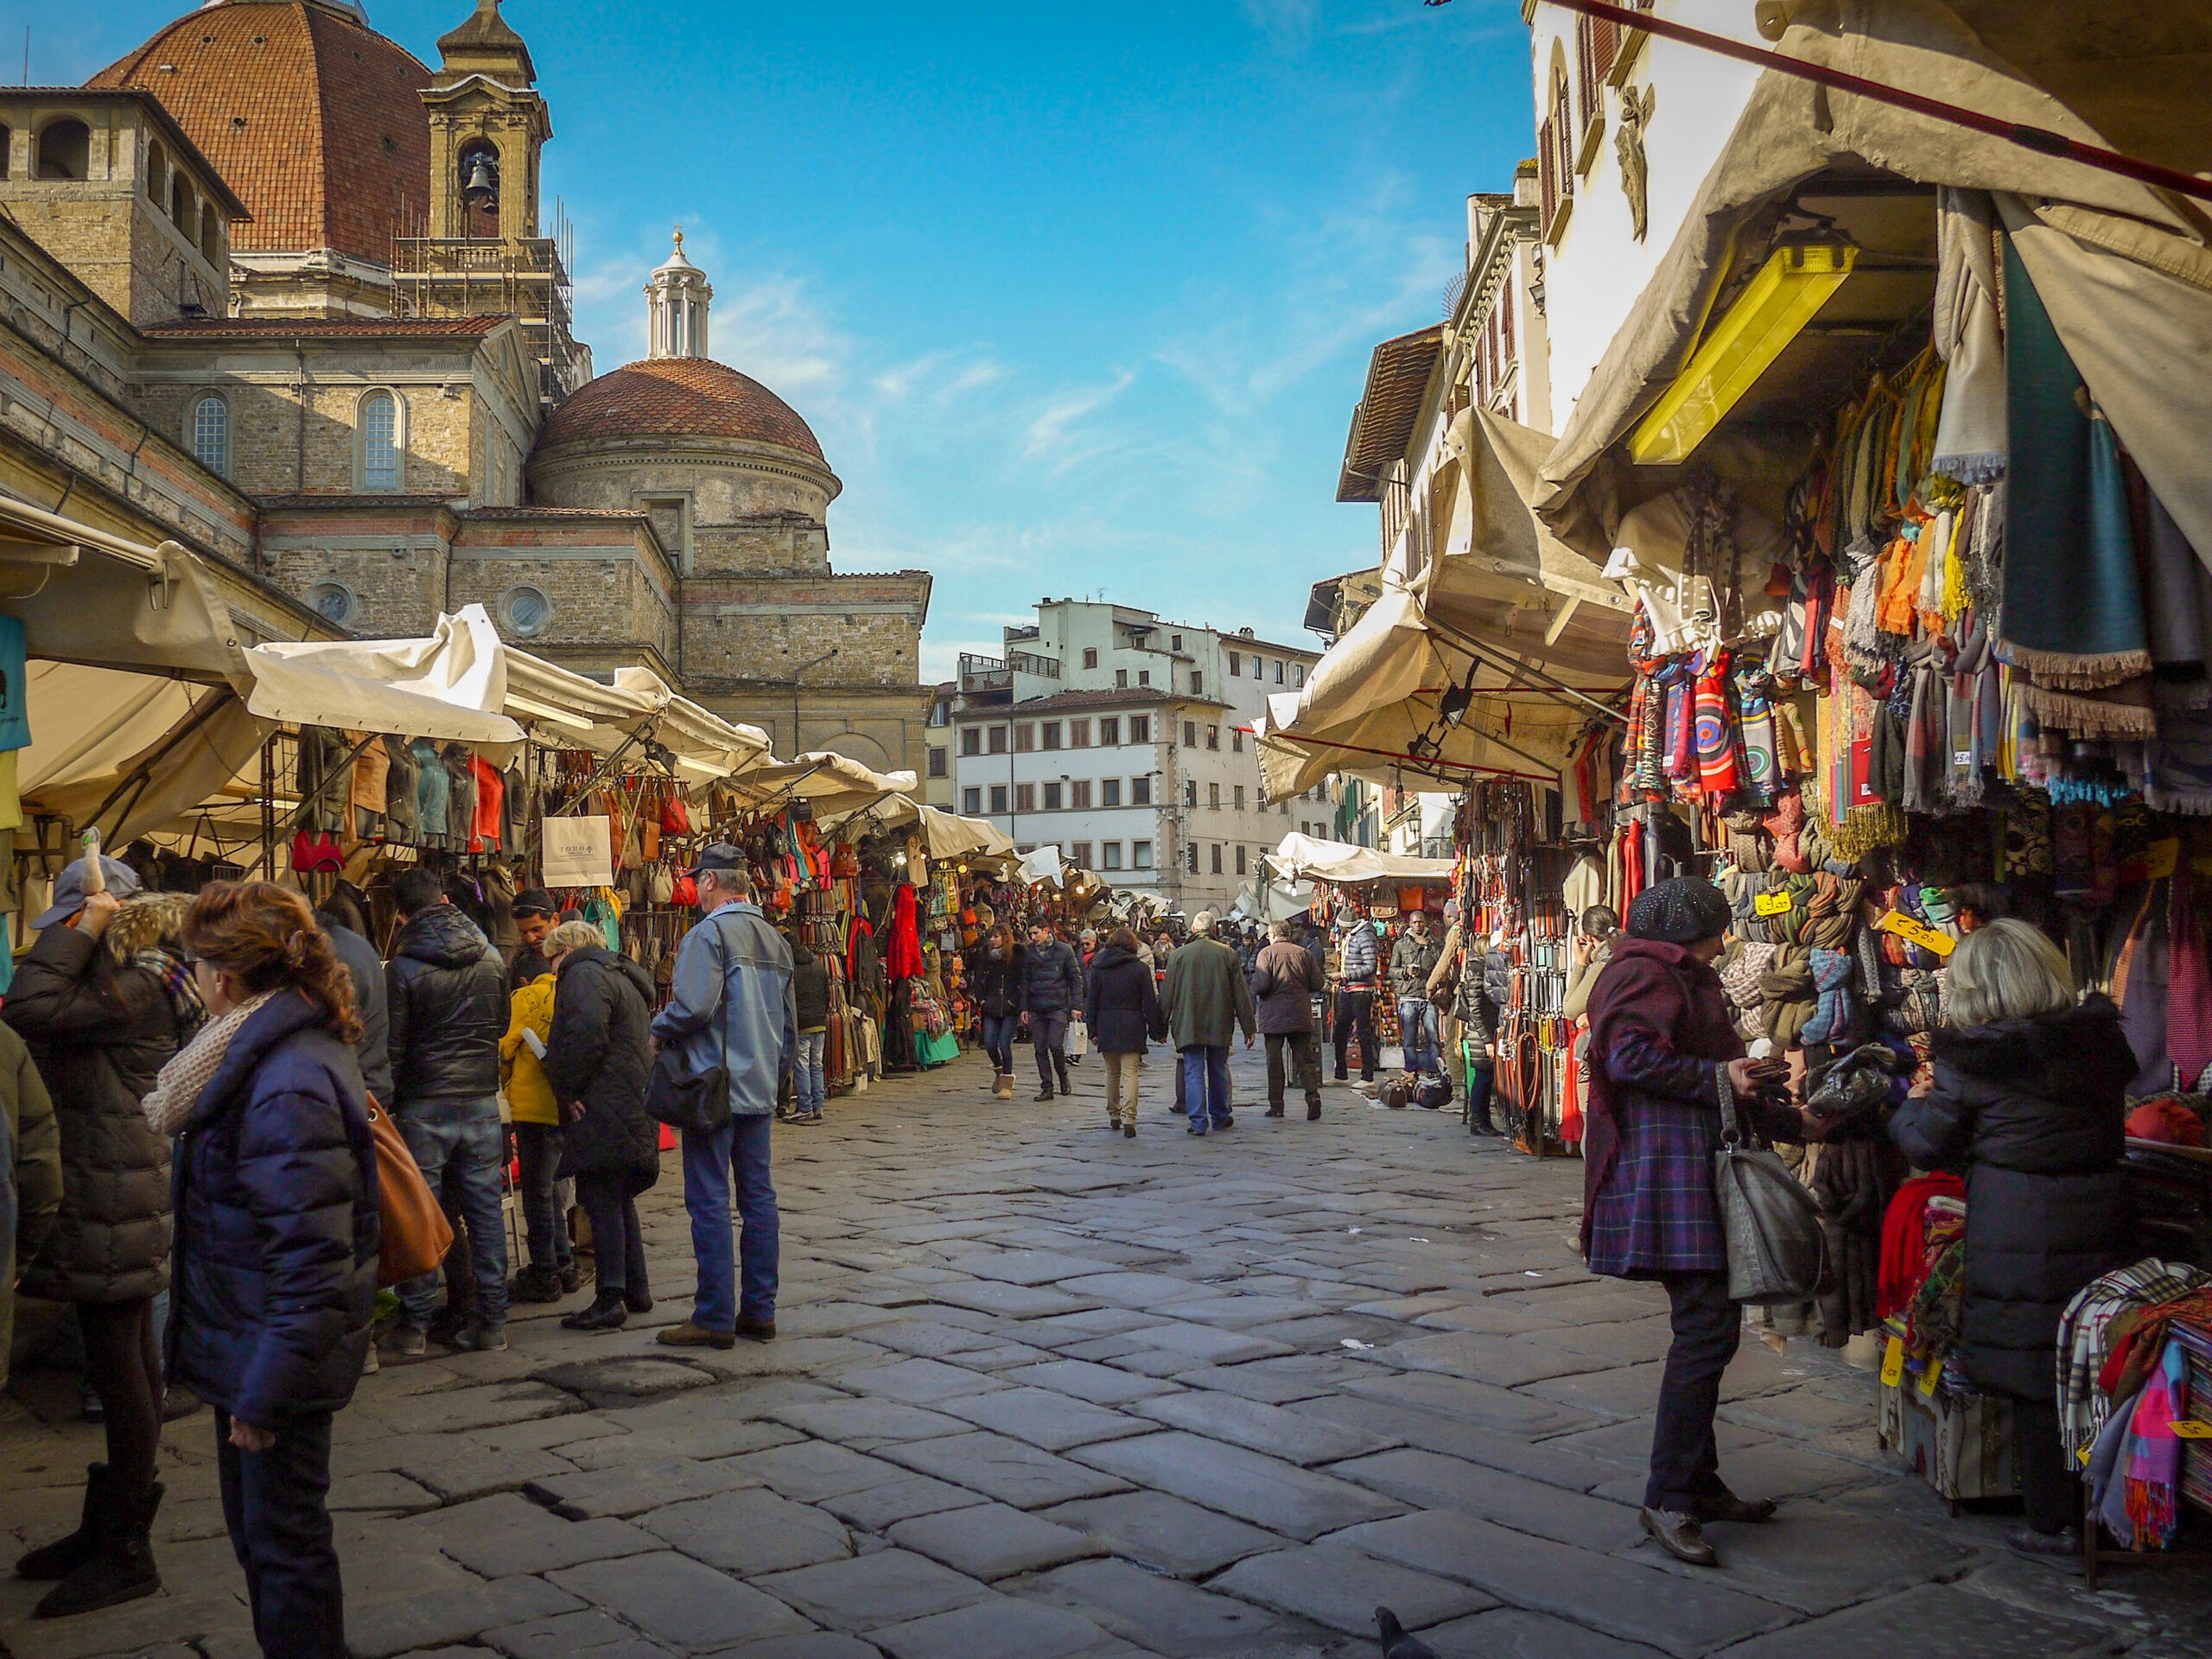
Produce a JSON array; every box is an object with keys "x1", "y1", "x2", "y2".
[
  {"x1": 681, "y1": 1113, "x2": 779, "y2": 1330},
  {"x1": 1398, "y1": 997, "x2": 1437, "y2": 1072},
  {"x1": 218, "y1": 1408, "x2": 344, "y2": 1659},
  {"x1": 981, "y1": 1014, "x2": 1020, "y2": 1075},
  {"x1": 1181, "y1": 1045, "x2": 1231, "y2": 1131},
  {"x1": 397, "y1": 1096, "x2": 508, "y2": 1329},
  {"x1": 794, "y1": 1030, "x2": 826, "y2": 1115}
]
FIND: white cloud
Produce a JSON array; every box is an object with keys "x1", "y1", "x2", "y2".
[{"x1": 1019, "y1": 369, "x2": 1140, "y2": 475}]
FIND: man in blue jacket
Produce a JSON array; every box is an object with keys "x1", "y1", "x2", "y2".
[{"x1": 652, "y1": 848, "x2": 795, "y2": 1348}]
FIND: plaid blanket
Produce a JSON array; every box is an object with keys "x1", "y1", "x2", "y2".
[{"x1": 2056, "y1": 1259, "x2": 2212, "y2": 1459}]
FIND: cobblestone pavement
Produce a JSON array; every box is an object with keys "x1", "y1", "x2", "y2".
[{"x1": 3, "y1": 1046, "x2": 2209, "y2": 1659}]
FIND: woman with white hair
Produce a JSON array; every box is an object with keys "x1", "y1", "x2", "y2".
[{"x1": 1890, "y1": 918, "x2": 2135, "y2": 1566}]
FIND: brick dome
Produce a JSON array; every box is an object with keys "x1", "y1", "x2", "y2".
[
  {"x1": 90, "y1": 1, "x2": 431, "y2": 266},
  {"x1": 537, "y1": 358, "x2": 827, "y2": 465}
]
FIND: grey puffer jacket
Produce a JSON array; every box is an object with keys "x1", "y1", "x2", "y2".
[
  {"x1": 4, "y1": 922, "x2": 185, "y2": 1304},
  {"x1": 1337, "y1": 925, "x2": 1379, "y2": 987}
]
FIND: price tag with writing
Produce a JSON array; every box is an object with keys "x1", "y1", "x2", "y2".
[
  {"x1": 1754, "y1": 890, "x2": 1794, "y2": 916},
  {"x1": 1878, "y1": 911, "x2": 1955, "y2": 958},
  {"x1": 1917, "y1": 1357, "x2": 1944, "y2": 1397},
  {"x1": 1880, "y1": 1336, "x2": 1905, "y2": 1389},
  {"x1": 2172, "y1": 1420, "x2": 2212, "y2": 1440}
]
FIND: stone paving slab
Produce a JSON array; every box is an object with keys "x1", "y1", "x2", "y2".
[
  {"x1": 1330, "y1": 1511, "x2": 1790, "y2": 1659},
  {"x1": 888, "y1": 1502, "x2": 1107, "y2": 1578},
  {"x1": 818, "y1": 1472, "x2": 993, "y2": 1530},
  {"x1": 1411, "y1": 1606, "x2": 1670, "y2": 1658},
  {"x1": 836, "y1": 1357, "x2": 1008, "y2": 1403},
  {"x1": 1038, "y1": 1490, "x2": 1289, "y2": 1577},
  {"x1": 1011, "y1": 1557, "x2": 1302, "y2": 1656},
  {"x1": 1071, "y1": 1430, "x2": 1404, "y2": 1540},
  {"x1": 1129, "y1": 1388, "x2": 1397, "y2": 1465},
  {"x1": 755, "y1": 1546, "x2": 995, "y2": 1630},
  {"x1": 931, "y1": 1384, "x2": 1157, "y2": 1450},
  {"x1": 868, "y1": 1597, "x2": 1114, "y2": 1659},
  {"x1": 1712, "y1": 1580, "x2": 2125, "y2": 1658},
  {"x1": 486, "y1": 1608, "x2": 682, "y2": 1659},
  {"x1": 550, "y1": 1550, "x2": 813, "y2": 1649},
  {"x1": 883, "y1": 1430, "x2": 1136, "y2": 1508},
  {"x1": 440, "y1": 1514, "x2": 661, "y2": 1578},
  {"x1": 640, "y1": 1484, "x2": 855, "y2": 1574},
  {"x1": 528, "y1": 1454, "x2": 759, "y2": 1519},
  {"x1": 1210, "y1": 1541, "x2": 1496, "y2": 1633},
  {"x1": 349, "y1": 1574, "x2": 586, "y2": 1659},
  {"x1": 1287, "y1": 1393, "x2": 1621, "y2": 1493},
  {"x1": 766, "y1": 1396, "x2": 976, "y2": 1446},
  {"x1": 1329, "y1": 1446, "x2": 1644, "y2": 1551}
]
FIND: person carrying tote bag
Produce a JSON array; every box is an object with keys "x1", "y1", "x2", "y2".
[{"x1": 1580, "y1": 878, "x2": 1804, "y2": 1572}]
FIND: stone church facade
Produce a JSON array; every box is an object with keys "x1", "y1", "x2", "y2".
[{"x1": 0, "y1": 0, "x2": 931, "y2": 772}]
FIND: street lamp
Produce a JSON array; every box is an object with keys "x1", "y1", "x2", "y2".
[{"x1": 786, "y1": 647, "x2": 838, "y2": 756}]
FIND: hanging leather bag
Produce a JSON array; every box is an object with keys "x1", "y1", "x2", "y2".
[
  {"x1": 366, "y1": 1101, "x2": 455, "y2": 1287},
  {"x1": 1712, "y1": 1075, "x2": 1826, "y2": 1304}
]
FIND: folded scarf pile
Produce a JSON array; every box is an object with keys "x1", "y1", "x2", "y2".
[
  {"x1": 2057, "y1": 1260, "x2": 2212, "y2": 1460},
  {"x1": 1906, "y1": 1198, "x2": 1967, "y2": 1357},
  {"x1": 1878, "y1": 1172, "x2": 1967, "y2": 1320}
]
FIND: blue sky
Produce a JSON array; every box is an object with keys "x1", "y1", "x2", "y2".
[{"x1": 51, "y1": 1, "x2": 1540, "y2": 678}]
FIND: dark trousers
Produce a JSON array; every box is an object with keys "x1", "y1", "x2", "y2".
[
  {"x1": 1465, "y1": 1058, "x2": 1496, "y2": 1131},
  {"x1": 79, "y1": 1300, "x2": 162, "y2": 1501},
  {"x1": 1264, "y1": 1033, "x2": 1321, "y2": 1109},
  {"x1": 575, "y1": 1173, "x2": 649, "y2": 1300},
  {"x1": 1648, "y1": 1269, "x2": 1741, "y2": 1510},
  {"x1": 217, "y1": 1408, "x2": 345, "y2": 1659},
  {"x1": 1029, "y1": 1010, "x2": 1070, "y2": 1089},
  {"x1": 2015, "y1": 1397, "x2": 2077, "y2": 1534},
  {"x1": 1332, "y1": 990, "x2": 1376, "y2": 1080},
  {"x1": 513, "y1": 1123, "x2": 572, "y2": 1276},
  {"x1": 981, "y1": 1014, "x2": 1020, "y2": 1075}
]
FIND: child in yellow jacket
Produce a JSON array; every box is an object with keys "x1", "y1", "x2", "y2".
[{"x1": 501, "y1": 972, "x2": 576, "y2": 1299}]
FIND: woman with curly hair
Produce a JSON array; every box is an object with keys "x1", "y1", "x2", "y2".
[{"x1": 159, "y1": 881, "x2": 379, "y2": 1656}]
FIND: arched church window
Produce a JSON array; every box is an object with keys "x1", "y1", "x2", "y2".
[
  {"x1": 146, "y1": 140, "x2": 167, "y2": 205},
  {"x1": 361, "y1": 392, "x2": 401, "y2": 492},
  {"x1": 200, "y1": 204, "x2": 222, "y2": 267},
  {"x1": 189, "y1": 394, "x2": 229, "y2": 477}
]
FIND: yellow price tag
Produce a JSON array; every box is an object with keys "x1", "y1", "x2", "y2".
[
  {"x1": 2145, "y1": 839, "x2": 2181, "y2": 880},
  {"x1": 1880, "y1": 1336, "x2": 1905, "y2": 1388},
  {"x1": 1918, "y1": 1357, "x2": 1944, "y2": 1396},
  {"x1": 2172, "y1": 1420, "x2": 2212, "y2": 1440},
  {"x1": 1754, "y1": 890, "x2": 1794, "y2": 916},
  {"x1": 1878, "y1": 911, "x2": 1956, "y2": 958}
]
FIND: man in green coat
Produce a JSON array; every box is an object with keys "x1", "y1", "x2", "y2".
[{"x1": 1162, "y1": 913, "x2": 1255, "y2": 1136}]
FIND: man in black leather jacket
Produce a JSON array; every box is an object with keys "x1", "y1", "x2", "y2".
[{"x1": 384, "y1": 868, "x2": 511, "y2": 1357}]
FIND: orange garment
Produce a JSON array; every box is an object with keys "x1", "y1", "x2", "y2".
[
  {"x1": 472, "y1": 757, "x2": 504, "y2": 851},
  {"x1": 1875, "y1": 536, "x2": 1926, "y2": 637},
  {"x1": 346, "y1": 731, "x2": 390, "y2": 817}
]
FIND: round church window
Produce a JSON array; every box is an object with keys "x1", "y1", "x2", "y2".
[
  {"x1": 308, "y1": 581, "x2": 358, "y2": 627},
  {"x1": 499, "y1": 584, "x2": 552, "y2": 637}
]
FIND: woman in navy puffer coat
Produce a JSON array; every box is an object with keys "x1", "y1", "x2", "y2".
[{"x1": 164, "y1": 882, "x2": 378, "y2": 1659}]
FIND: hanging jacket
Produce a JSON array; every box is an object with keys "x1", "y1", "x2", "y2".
[
  {"x1": 1888, "y1": 997, "x2": 2136, "y2": 1401},
  {"x1": 385, "y1": 904, "x2": 506, "y2": 1110},
  {"x1": 166, "y1": 990, "x2": 377, "y2": 1428}
]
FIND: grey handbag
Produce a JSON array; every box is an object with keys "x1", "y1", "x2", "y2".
[{"x1": 1712, "y1": 1071, "x2": 1825, "y2": 1304}]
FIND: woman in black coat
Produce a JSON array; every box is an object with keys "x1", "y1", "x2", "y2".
[
  {"x1": 1889, "y1": 918, "x2": 2134, "y2": 1564},
  {"x1": 6, "y1": 871, "x2": 195, "y2": 1618},
  {"x1": 165, "y1": 882, "x2": 377, "y2": 1657},
  {"x1": 541, "y1": 922, "x2": 660, "y2": 1331},
  {"x1": 1082, "y1": 929, "x2": 1165, "y2": 1138},
  {"x1": 971, "y1": 926, "x2": 1026, "y2": 1100}
]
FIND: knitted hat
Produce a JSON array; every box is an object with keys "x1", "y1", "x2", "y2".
[{"x1": 1625, "y1": 877, "x2": 1732, "y2": 945}]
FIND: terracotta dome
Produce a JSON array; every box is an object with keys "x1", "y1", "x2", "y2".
[
  {"x1": 89, "y1": 1, "x2": 431, "y2": 266},
  {"x1": 537, "y1": 358, "x2": 827, "y2": 465}
]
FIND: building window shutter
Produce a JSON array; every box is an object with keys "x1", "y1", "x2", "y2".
[{"x1": 1537, "y1": 116, "x2": 1559, "y2": 239}]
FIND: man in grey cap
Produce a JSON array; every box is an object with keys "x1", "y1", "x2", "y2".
[{"x1": 652, "y1": 846, "x2": 793, "y2": 1349}]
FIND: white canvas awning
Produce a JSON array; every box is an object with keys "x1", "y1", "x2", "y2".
[
  {"x1": 1268, "y1": 831, "x2": 1454, "y2": 885},
  {"x1": 1536, "y1": 0, "x2": 2212, "y2": 566},
  {"x1": 820, "y1": 794, "x2": 1017, "y2": 865},
  {"x1": 730, "y1": 753, "x2": 919, "y2": 819}
]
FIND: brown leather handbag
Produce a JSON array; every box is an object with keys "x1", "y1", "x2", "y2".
[{"x1": 366, "y1": 1101, "x2": 454, "y2": 1287}]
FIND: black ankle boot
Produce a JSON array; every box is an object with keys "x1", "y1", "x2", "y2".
[
  {"x1": 35, "y1": 1478, "x2": 161, "y2": 1618},
  {"x1": 16, "y1": 1464, "x2": 106, "y2": 1581},
  {"x1": 562, "y1": 1292, "x2": 628, "y2": 1332}
]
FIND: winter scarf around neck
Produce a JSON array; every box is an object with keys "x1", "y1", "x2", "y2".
[
  {"x1": 135, "y1": 944, "x2": 207, "y2": 1046},
  {"x1": 140, "y1": 991, "x2": 276, "y2": 1136}
]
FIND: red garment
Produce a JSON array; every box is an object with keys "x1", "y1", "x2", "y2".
[
  {"x1": 1875, "y1": 1172, "x2": 1967, "y2": 1319},
  {"x1": 887, "y1": 882, "x2": 925, "y2": 980},
  {"x1": 471, "y1": 757, "x2": 504, "y2": 852}
]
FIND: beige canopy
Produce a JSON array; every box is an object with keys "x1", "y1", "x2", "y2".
[
  {"x1": 1536, "y1": 0, "x2": 2212, "y2": 564},
  {"x1": 1268, "y1": 831, "x2": 1455, "y2": 885},
  {"x1": 821, "y1": 794, "x2": 1017, "y2": 865},
  {"x1": 729, "y1": 753, "x2": 919, "y2": 820},
  {"x1": 1255, "y1": 587, "x2": 1610, "y2": 798}
]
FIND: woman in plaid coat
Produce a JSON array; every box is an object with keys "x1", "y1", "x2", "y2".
[{"x1": 1582, "y1": 878, "x2": 1799, "y2": 1571}]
